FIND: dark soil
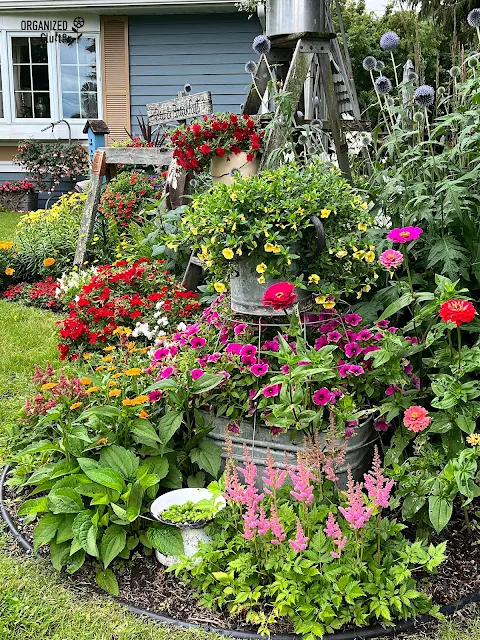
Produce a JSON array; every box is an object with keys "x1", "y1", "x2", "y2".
[{"x1": 4, "y1": 479, "x2": 480, "y2": 636}]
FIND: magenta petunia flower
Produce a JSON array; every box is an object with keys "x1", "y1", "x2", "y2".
[
  {"x1": 241, "y1": 344, "x2": 257, "y2": 358},
  {"x1": 262, "y1": 384, "x2": 281, "y2": 397},
  {"x1": 376, "y1": 319, "x2": 389, "y2": 328},
  {"x1": 344, "y1": 313, "x2": 362, "y2": 326},
  {"x1": 262, "y1": 340, "x2": 280, "y2": 352},
  {"x1": 234, "y1": 323, "x2": 248, "y2": 335},
  {"x1": 190, "y1": 368, "x2": 204, "y2": 380},
  {"x1": 344, "y1": 342, "x2": 363, "y2": 358},
  {"x1": 349, "y1": 365, "x2": 365, "y2": 376},
  {"x1": 148, "y1": 390, "x2": 162, "y2": 403},
  {"x1": 153, "y1": 347, "x2": 169, "y2": 361},
  {"x1": 190, "y1": 336, "x2": 206, "y2": 349},
  {"x1": 226, "y1": 342, "x2": 243, "y2": 355},
  {"x1": 315, "y1": 336, "x2": 328, "y2": 350},
  {"x1": 207, "y1": 352, "x2": 222, "y2": 362},
  {"x1": 387, "y1": 226, "x2": 423, "y2": 243},
  {"x1": 241, "y1": 355, "x2": 256, "y2": 367},
  {"x1": 227, "y1": 422, "x2": 240, "y2": 435},
  {"x1": 379, "y1": 249, "x2": 404, "y2": 269},
  {"x1": 160, "y1": 366, "x2": 174, "y2": 379},
  {"x1": 327, "y1": 331, "x2": 342, "y2": 343},
  {"x1": 313, "y1": 388, "x2": 332, "y2": 406},
  {"x1": 357, "y1": 329, "x2": 373, "y2": 341},
  {"x1": 251, "y1": 363, "x2": 269, "y2": 377},
  {"x1": 281, "y1": 364, "x2": 290, "y2": 375},
  {"x1": 374, "y1": 418, "x2": 391, "y2": 432}
]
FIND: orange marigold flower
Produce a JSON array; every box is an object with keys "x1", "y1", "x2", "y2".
[
  {"x1": 109, "y1": 388, "x2": 121, "y2": 397},
  {"x1": 125, "y1": 368, "x2": 142, "y2": 376},
  {"x1": 85, "y1": 386, "x2": 101, "y2": 394},
  {"x1": 70, "y1": 402, "x2": 83, "y2": 410},
  {"x1": 41, "y1": 382, "x2": 57, "y2": 390},
  {"x1": 43, "y1": 257, "x2": 55, "y2": 267},
  {"x1": 80, "y1": 378, "x2": 92, "y2": 386}
]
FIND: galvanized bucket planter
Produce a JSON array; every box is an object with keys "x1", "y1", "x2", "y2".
[
  {"x1": 207, "y1": 413, "x2": 375, "y2": 488},
  {"x1": 266, "y1": 0, "x2": 324, "y2": 37},
  {"x1": 211, "y1": 152, "x2": 260, "y2": 186}
]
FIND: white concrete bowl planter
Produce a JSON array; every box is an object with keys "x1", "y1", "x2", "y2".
[{"x1": 150, "y1": 488, "x2": 226, "y2": 567}]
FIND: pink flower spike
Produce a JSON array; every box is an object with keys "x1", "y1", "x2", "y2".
[
  {"x1": 379, "y1": 249, "x2": 404, "y2": 269},
  {"x1": 263, "y1": 449, "x2": 287, "y2": 494},
  {"x1": 387, "y1": 226, "x2": 423, "y2": 244},
  {"x1": 324, "y1": 512, "x2": 348, "y2": 558},
  {"x1": 289, "y1": 517, "x2": 309, "y2": 552},
  {"x1": 363, "y1": 446, "x2": 394, "y2": 509},
  {"x1": 269, "y1": 506, "x2": 286, "y2": 544},
  {"x1": 289, "y1": 460, "x2": 315, "y2": 504},
  {"x1": 338, "y1": 469, "x2": 374, "y2": 530}
]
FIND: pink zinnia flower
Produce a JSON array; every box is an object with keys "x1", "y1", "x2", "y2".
[
  {"x1": 403, "y1": 405, "x2": 431, "y2": 432},
  {"x1": 262, "y1": 384, "x2": 281, "y2": 397},
  {"x1": 190, "y1": 368, "x2": 204, "y2": 380},
  {"x1": 387, "y1": 226, "x2": 423, "y2": 243},
  {"x1": 251, "y1": 363, "x2": 269, "y2": 377},
  {"x1": 313, "y1": 388, "x2": 332, "y2": 406},
  {"x1": 379, "y1": 249, "x2": 404, "y2": 269}
]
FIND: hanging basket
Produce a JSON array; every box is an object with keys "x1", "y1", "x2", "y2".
[
  {"x1": 210, "y1": 152, "x2": 260, "y2": 185},
  {"x1": 266, "y1": 0, "x2": 323, "y2": 37}
]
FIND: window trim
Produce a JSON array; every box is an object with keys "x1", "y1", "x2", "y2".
[{"x1": 5, "y1": 30, "x2": 102, "y2": 125}]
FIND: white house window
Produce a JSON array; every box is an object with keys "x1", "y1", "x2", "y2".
[
  {"x1": 12, "y1": 37, "x2": 50, "y2": 118},
  {"x1": 0, "y1": 63, "x2": 3, "y2": 119},
  {"x1": 60, "y1": 37, "x2": 98, "y2": 119}
]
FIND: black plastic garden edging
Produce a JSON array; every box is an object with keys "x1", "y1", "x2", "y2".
[{"x1": 2, "y1": 463, "x2": 480, "y2": 640}]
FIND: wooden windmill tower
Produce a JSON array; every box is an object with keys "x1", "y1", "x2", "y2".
[{"x1": 243, "y1": 0, "x2": 363, "y2": 178}]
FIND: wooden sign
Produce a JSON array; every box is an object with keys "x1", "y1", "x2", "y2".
[{"x1": 147, "y1": 91, "x2": 213, "y2": 125}]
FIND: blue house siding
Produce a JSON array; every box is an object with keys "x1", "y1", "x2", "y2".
[{"x1": 128, "y1": 13, "x2": 262, "y2": 129}]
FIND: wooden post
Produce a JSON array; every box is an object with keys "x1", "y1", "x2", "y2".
[{"x1": 73, "y1": 150, "x2": 106, "y2": 267}]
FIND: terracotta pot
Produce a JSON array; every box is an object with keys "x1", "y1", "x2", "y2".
[{"x1": 210, "y1": 152, "x2": 260, "y2": 185}]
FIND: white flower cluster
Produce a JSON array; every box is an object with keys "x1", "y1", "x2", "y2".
[
  {"x1": 55, "y1": 267, "x2": 98, "y2": 301},
  {"x1": 132, "y1": 322, "x2": 156, "y2": 340}
]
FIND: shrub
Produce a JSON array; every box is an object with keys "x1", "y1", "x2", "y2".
[
  {"x1": 57, "y1": 259, "x2": 201, "y2": 359},
  {"x1": 98, "y1": 171, "x2": 163, "y2": 228}
]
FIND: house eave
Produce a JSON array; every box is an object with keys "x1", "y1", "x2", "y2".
[{"x1": 0, "y1": 0, "x2": 238, "y2": 12}]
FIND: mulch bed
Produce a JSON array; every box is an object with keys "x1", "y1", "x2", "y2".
[{"x1": 3, "y1": 477, "x2": 480, "y2": 636}]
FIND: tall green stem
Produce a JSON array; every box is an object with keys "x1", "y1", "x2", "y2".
[
  {"x1": 390, "y1": 51, "x2": 399, "y2": 87},
  {"x1": 457, "y1": 325, "x2": 462, "y2": 376}
]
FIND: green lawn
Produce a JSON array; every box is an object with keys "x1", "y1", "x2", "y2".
[{"x1": 0, "y1": 211, "x2": 23, "y2": 241}]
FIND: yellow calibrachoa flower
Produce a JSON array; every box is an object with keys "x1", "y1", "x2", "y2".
[
  {"x1": 236, "y1": 247, "x2": 242, "y2": 256},
  {"x1": 467, "y1": 434, "x2": 480, "y2": 446},
  {"x1": 358, "y1": 222, "x2": 367, "y2": 232},
  {"x1": 0, "y1": 241, "x2": 13, "y2": 250},
  {"x1": 272, "y1": 245, "x2": 281, "y2": 254},
  {"x1": 320, "y1": 209, "x2": 331, "y2": 219},
  {"x1": 336, "y1": 249, "x2": 348, "y2": 259},
  {"x1": 125, "y1": 368, "x2": 142, "y2": 376},
  {"x1": 70, "y1": 402, "x2": 83, "y2": 410},
  {"x1": 41, "y1": 382, "x2": 57, "y2": 391},
  {"x1": 257, "y1": 275, "x2": 266, "y2": 284},
  {"x1": 296, "y1": 207, "x2": 305, "y2": 214},
  {"x1": 85, "y1": 386, "x2": 101, "y2": 394},
  {"x1": 308, "y1": 274, "x2": 320, "y2": 285},
  {"x1": 256, "y1": 263, "x2": 267, "y2": 274},
  {"x1": 222, "y1": 248, "x2": 234, "y2": 260},
  {"x1": 356, "y1": 290, "x2": 363, "y2": 299},
  {"x1": 352, "y1": 247, "x2": 365, "y2": 259},
  {"x1": 359, "y1": 202, "x2": 369, "y2": 210},
  {"x1": 323, "y1": 301, "x2": 336, "y2": 309},
  {"x1": 264, "y1": 242, "x2": 275, "y2": 253},
  {"x1": 364, "y1": 251, "x2": 375, "y2": 263},
  {"x1": 214, "y1": 282, "x2": 227, "y2": 293},
  {"x1": 362, "y1": 284, "x2": 372, "y2": 293},
  {"x1": 109, "y1": 389, "x2": 121, "y2": 397},
  {"x1": 316, "y1": 296, "x2": 327, "y2": 304}
]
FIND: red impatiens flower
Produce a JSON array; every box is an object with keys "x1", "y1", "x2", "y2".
[
  {"x1": 262, "y1": 282, "x2": 297, "y2": 310},
  {"x1": 439, "y1": 299, "x2": 476, "y2": 327}
]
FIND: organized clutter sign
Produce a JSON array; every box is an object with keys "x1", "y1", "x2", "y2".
[{"x1": 147, "y1": 92, "x2": 213, "y2": 125}]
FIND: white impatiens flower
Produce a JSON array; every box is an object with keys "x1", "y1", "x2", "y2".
[
  {"x1": 176, "y1": 322, "x2": 187, "y2": 331},
  {"x1": 156, "y1": 316, "x2": 169, "y2": 327},
  {"x1": 132, "y1": 322, "x2": 155, "y2": 340}
]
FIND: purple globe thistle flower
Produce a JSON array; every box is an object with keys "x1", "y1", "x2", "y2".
[
  {"x1": 414, "y1": 84, "x2": 435, "y2": 107},
  {"x1": 362, "y1": 56, "x2": 377, "y2": 71},
  {"x1": 375, "y1": 60, "x2": 385, "y2": 71},
  {"x1": 467, "y1": 8, "x2": 480, "y2": 28},
  {"x1": 184, "y1": 83, "x2": 192, "y2": 93},
  {"x1": 380, "y1": 31, "x2": 400, "y2": 51},
  {"x1": 253, "y1": 34, "x2": 271, "y2": 55},
  {"x1": 245, "y1": 60, "x2": 257, "y2": 74},
  {"x1": 375, "y1": 75, "x2": 392, "y2": 94}
]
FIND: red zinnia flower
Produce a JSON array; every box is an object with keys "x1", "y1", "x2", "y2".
[
  {"x1": 439, "y1": 299, "x2": 476, "y2": 327},
  {"x1": 262, "y1": 282, "x2": 297, "y2": 310}
]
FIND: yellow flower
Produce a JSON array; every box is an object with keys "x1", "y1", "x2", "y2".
[
  {"x1": 0, "y1": 241, "x2": 13, "y2": 250},
  {"x1": 320, "y1": 209, "x2": 332, "y2": 219},
  {"x1": 373, "y1": 271, "x2": 379, "y2": 280},
  {"x1": 5, "y1": 268, "x2": 14, "y2": 276},
  {"x1": 272, "y1": 245, "x2": 281, "y2": 254},
  {"x1": 315, "y1": 296, "x2": 327, "y2": 304},
  {"x1": 323, "y1": 301, "x2": 336, "y2": 309},
  {"x1": 360, "y1": 202, "x2": 369, "y2": 210},
  {"x1": 296, "y1": 207, "x2": 305, "y2": 214},
  {"x1": 336, "y1": 249, "x2": 348, "y2": 259},
  {"x1": 467, "y1": 434, "x2": 480, "y2": 446},
  {"x1": 264, "y1": 243, "x2": 275, "y2": 253},
  {"x1": 236, "y1": 247, "x2": 242, "y2": 256},
  {"x1": 104, "y1": 346, "x2": 115, "y2": 352},
  {"x1": 356, "y1": 290, "x2": 363, "y2": 299},
  {"x1": 70, "y1": 402, "x2": 83, "y2": 410},
  {"x1": 139, "y1": 410, "x2": 150, "y2": 419},
  {"x1": 125, "y1": 368, "x2": 142, "y2": 376},
  {"x1": 109, "y1": 389, "x2": 121, "y2": 397},
  {"x1": 364, "y1": 251, "x2": 375, "y2": 263},
  {"x1": 102, "y1": 355, "x2": 114, "y2": 363},
  {"x1": 43, "y1": 257, "x2": 55, "y2": 267},
  {"x1": 362, "y1": 284, "x2": 372, "y2": 293},
  {"x1": 214, "y1": 282, "x2": 227, "y2": 293},
  {"x1": 83, "y1": 353, "x2": 91, "y2": 360},
  {"x1": 80, "y1": 378, "x2": 92, "y2": 386},
  {"x1": 122, "y1": 395, "x2": 148, "y2": 407},
  {"x1": 352, "y1": 248, "x2": 365, "y2": 259},
  {"x1": 308, "y1": 274, "x2": 320, "y2": 285},
  {"x1": 85, "y1": 386, "x2": 101, "y2": 394},
  {"x1": 358, "y1": 222, "x2": 367, "y2": 232},
  {"x1": 95, "y1": 365, "x2": 105, "y2": 372},
  {"x1": 222, "y1": 248, "x2": 234, "y2": 260},
  {"x1": 256, "y1": 263, "x2": 267, "y2": 274},
  {"x1": 107, "y1": 366, "x2": 117, "y2": 372},
  {"x1": 191, "y1": 228, "x2": 198, "y2": 236},
  {"x1": 41, "y1": 382, "x2": 57, "y2": 391},
  {"x1": 230, "y1": 192, "x2": 238, "y2": 202},
  {"x1": 112, "y1": 372, "x2": 123, "y2": 379},
  {"x1": 257, "y1": 275, "x2": 266, "y2": 284}
]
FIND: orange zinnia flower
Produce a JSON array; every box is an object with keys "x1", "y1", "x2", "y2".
[
  {"x1": 80, "y1": 378, "x2": 92, "y2": 386},
  {"x1": 43, "y1": 257, "x2": 55, "y2": 266},
  {"x1": 109, "y1": 388, "x2": 121, "y2": 397},
  {"x1": 125, "y1": 368, "x2": 142, "y2": 376},
  {"x1": 70, "y1": 402, "x2": 83, "y2": 410},
  {"x1": 85, "y1": 386, "x2": 101, "y2": 394},
  {"x1": 41, "y1": 382, "x2": 57, "y2": 391},
  {"x1": 138, "y1": 410, "x2": 150, "y2": 419}
]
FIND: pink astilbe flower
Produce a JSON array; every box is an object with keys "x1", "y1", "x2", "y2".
[
  {"x1": 269, "y1": 506, "x2": 286, "y2": 544},
  {"x1": 289, "y1": 458, "x2": 315, "y2": 504},
  {"x1": 289, "y1": 517, "x2": 309, "y2": 552},
  {"x1": 262, "y1": 449, "x2": 287, "y2": 495},
  {"x1": 243, "y1": 504, "x2": 259, "y2": 540},
  {"x1": 324, "y1": 512, "x2": 348, "y2": 558},
  {"x1": 257, "y1": 504, "x2": 271, "y2": 536},
  {"x1": 363, "y1": 446, "x2": 394, "y2": 509},
  {"x1": 338, "y1": 469, "x2": 373, "y2": 530},
  {"x1": 379, "y1": 249, "x2": 404, "y2": 269}
]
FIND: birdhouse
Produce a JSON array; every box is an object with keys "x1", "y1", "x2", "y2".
[{"x1": 83, "y1": 120, "x2": 110, "y2": 161}]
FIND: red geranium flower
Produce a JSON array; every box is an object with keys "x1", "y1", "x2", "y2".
[
  {"x1": 439, "y1": 299, "x2": 476, "y2": 326},
  {"x1": 262, "y1": 282, "x2": 297, "y2": 310}
]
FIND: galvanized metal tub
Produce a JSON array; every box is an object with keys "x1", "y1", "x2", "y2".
[
  {"x1": 266, "y1": 0, "x2": 324, "y2": 38},
  {"x1": 206, "y1": 413, "x2": 375, "y2": 488}
]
